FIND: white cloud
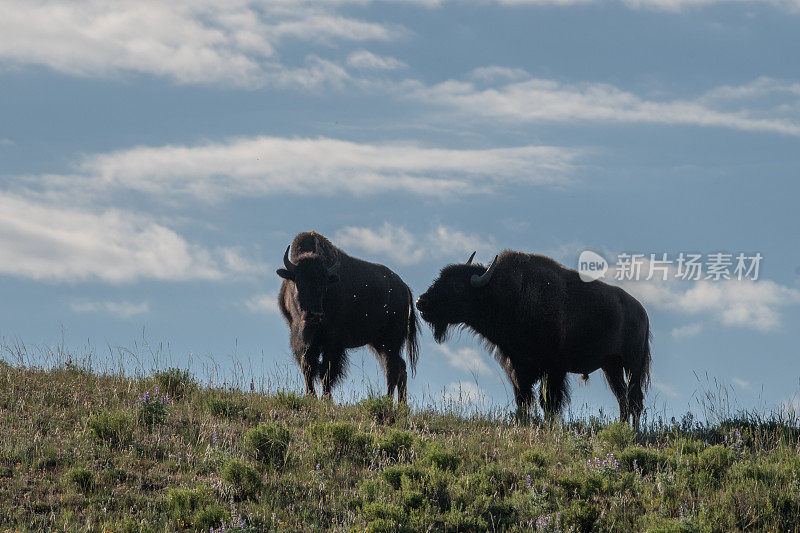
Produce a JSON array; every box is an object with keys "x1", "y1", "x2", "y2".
[
  {"x1": 652, "y1": 379, "x2": 679, "y2": 398},
  {"x1": 217, "y1": 247, "x2": 269, "y2": 275},
  {"x1": 246, "y1": 292, "x2": 281, "y2": 315},
  {"x1": 617, "y1": 0, "x2": 796, "y2": 12},
  {"x1": 32, "y1": 136, "x2": 578, "y2": 203},
  {"x1": 446, "y1": 0, "x2": 800, "y2": 12},
  {"x1": 0, "y1": 1, "x2": 402, "y2": 88},
  {"x1": 335, "y1": 223, "x2": 422, "y2": 265},
  {"x1": 304, "y1": 0, "x2": 800, "y2": 12},
  {"x1": 540, "y1": 242, "x2": 588, "y2": 267},
  {"x1": 411, "y1": 74, "x2": 800, "y2": 136},
  {"x1": 613, "y1": 256, "x2": 800, "y2": 332},
  {"x1": 427, "y1": 226, "x2": 498, "y2": 260},
  {"x1": 333, "y1": 223, "x2": 497, "y2": 265},
  {"x1": 0, "y1": 191, "x2": 235, "y2": 283},
  {"x1": 347, "y1": 49, "x2": 406, "y2": 70},
  {"x1": 436, "y1": 345, "x2": 494, "y2": 375},
  {"x1": 70, "y1": 300, "x2": 150, "y2": 318},
  {"x1": 731, "y1": 377, "x2": 751, "y2": 390},
  {"x1": 0, "y1": 138, "x2": 14, "y2": 147},
  {"x1": 698, "y1": 77, "x2": 800, "y2": 103},
  {"x1": 671, "y1": 323, "x2": 703, "y2": 339},
  {"x1": 633, "y1": 278, "x2": 800, "y2": 332},
  {"x1": 5, "y1": 2, "x2": 792, "y2": 92},
  {"x1": 468, "y1": 66, "x2": 531, "y2": 83},
  {"x1": 1, "y1": 0, "x2": 797, "y2": 92}
]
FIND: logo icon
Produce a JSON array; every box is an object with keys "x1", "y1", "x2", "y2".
[{"x1": 578, "y1": 250, "x2": 608, "y2": 282}]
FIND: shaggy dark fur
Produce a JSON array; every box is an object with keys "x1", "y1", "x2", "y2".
[
  {"x1": 417, "y1": 251, "x2": 651, "y2": 427},
  {"x1": 277, "y1": 232, "x2": 419, "y2": 402}
]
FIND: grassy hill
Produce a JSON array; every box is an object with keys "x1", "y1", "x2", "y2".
[{"x1": 1, "y1": 359, "x2": 799, "y2": 532}]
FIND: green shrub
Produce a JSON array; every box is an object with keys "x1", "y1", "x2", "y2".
[
  {"x1": 309, "y1": 422, "x2": 373, "y2": 458},
  {"x1": 359, "y1": 479, "x2": 384, "y2": 502},
  {"x1": 65, "y1": 467, "x2": 94, "y2": 494},
  {"x1": 640, "y1": 514, "x2": 700, "y2": 532},
  {"x1": 378, "y1": 430, "x2": 416, "y2": 460},
  {"x1": 204, "y1": 394, "x2": 247, "y2": 419},
  {"x1": 87, "y1": 410, "x2": 134, "y2": 447},
  {"x1": 425, "y1": 468, "x2": 453, "y2": 511},
  {"x1": 699, "y1": 445, "x2": 733, "y2": 480},
  {"x1": 381, "y1": 465, "x2": 424, "y2": 490},
  {"x1": 165, "y1": 486, "x2": 210, "y2": 525},
  {"x1": 620, "y1": 446, "x2": 669, "y2": 475},
  {"x1": 245, "y1": 422, "x2": 291, "y2": 465},
  {"x1": 360, "y1": 395, "x2": 409, "y2": 425},
  {"x1": 193, "y1": 504, "x2": 230, "y2": 530},
  {"x1": 36, "y1": 444, "x2": 60, "y2": 471},
  {"x1": 221, "y1": 459, "x2": 262, "y2": 501},
  {"x1": 439, "y1": 508, "x2": 489, "y2": 531},
  {"x1": 152, "y1": 368, "x2": 196, "y2": 400},
  {"x1": 672, "y1": 437, "x2": 704, "y2": 458},
  {"x1": 557, "y1": 473, "x2": 584, "y2": 498},
  {"x1": 403, "y1": 492, "x2": 425, "y2": 510},
  {"x1": 366, "y1": 517, "x2": 413, "y2": 533},
  {"x1": 362, "y1": 502, "x2": 412, "y2": 532},
  {"x1": 561, "y1": 500, "x2": 600, "y2": 532},
  {"x1": 271, "y1": 390, "x2": 309, "y2": 411},
  {"x1": 522, "y1": 448, "x2": 549, "y2": 468},
  {"x1": 482, "y1": 464, "x2": 517, "y2": 498},
  {"x1": 598, "y1": 421, "x2": 636, "y2": 450},
  {"x1": 425, "y1": 444, "x2": 461, "y2": 472},
  {"x1": 136, "y1": 389, "x2": 169, "y2": 426}
]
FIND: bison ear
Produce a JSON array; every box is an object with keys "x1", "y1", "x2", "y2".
[
  {"x1": 276, "y1": 268, "x2": 294, "y2": 280},
  {"x1": 327, "y1": 273, "x2": 340, "y2": 284}
]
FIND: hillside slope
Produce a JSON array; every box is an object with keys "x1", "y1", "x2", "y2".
[{"x1": 0, "y1": 360, "x2": 799, "y2": 532}]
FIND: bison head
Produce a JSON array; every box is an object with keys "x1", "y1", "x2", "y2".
[
  {"x1": 416, "y1": 251, "x2": 498, "y2": 343},
  {"x1": 277, "y1": 245, "x2": 340, "y2": 326}
]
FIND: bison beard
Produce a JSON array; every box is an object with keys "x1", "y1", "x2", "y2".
[
  {"x1": 418, "y1": 250, "x2": 652, "y2": 427},
  {"x1": 430, "y1": 320, "x2": 451, "y2": 344},
  {"x1": 277, "y1": 232, "x2": 420, "y2": 403}
]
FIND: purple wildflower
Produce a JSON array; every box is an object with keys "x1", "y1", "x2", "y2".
[{"x1": 536, "y1": 514, "x2": 551, "y2": 531}]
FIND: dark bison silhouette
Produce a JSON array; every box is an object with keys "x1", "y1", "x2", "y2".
[
  {"x1": 416, "y1": 250, "x2": 651, "y2": 426},
  {"x1": 277, "y1": 232, "x2": 419, "y2": 402}
]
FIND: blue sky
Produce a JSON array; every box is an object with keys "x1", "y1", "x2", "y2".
[{"x1": 1, "y1": 0, "x2": 798, "y2": 419}]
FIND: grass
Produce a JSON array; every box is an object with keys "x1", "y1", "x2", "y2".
[{"x1": 0, "y1": 359, "x2": 799, "y2": 531}]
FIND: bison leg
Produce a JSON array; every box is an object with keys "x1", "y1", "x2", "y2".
[
  {"x1": 293, "y1": 335, "x2": 320, "y2": 397},
  {"x1": 603, "y1": 364, "x2": 629, "y2": 423},
  {"x1": 397, "y1": 361, "x2": 408, "y2": 404},
  {"x1": 539, "y1": 370, "x2": 569, "y2": 419},
  {"x1": 503, "y1": 363, "x2": 536, "y2": 413},
  {"x1": 300, "y1": 351, "x2": 318, "y2": 397},
  {"x1": 627, "y1": 368, "x2": 646, "y2": 430},
  {"x1": 320, "y1": 347, "x2": 346, "y2": 400},
  {"x1": 373, "y1": 344, "x2": 407, "y2": 403},
  {"x1": 385, "y1": 354, "x2": 407, "y2": 403}
]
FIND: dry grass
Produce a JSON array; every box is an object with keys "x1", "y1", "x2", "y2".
[{"x1": 0, "y1": 349, "x2": 799, "y2": 532}]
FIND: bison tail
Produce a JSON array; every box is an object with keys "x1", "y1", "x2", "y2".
[
  {"x1": 640, "y1": 323, "x2": 653, "y2": 392},
  {"x1": 406, "y1": 289, "x2": 420, "y2": 377}
]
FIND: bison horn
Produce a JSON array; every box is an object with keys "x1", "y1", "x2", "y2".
[
  {"x1": 283, "y1": 245, "x2": 296, "y2": 271},
  {"x1": 466, "y1": 251, "x2": 476, "y2": 265},
  {"x1": 470, "y1": 255, "x2": 498, "y2": 288},
  {"x1": 327, "y1": 252, "x2": 341, "y2": 275}
]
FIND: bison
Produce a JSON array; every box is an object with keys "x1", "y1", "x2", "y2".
[
  {"x1": 277, "y1": 232, "x2": 419, "y2": 402},
  {"x1": 416, "y1": 251, "x2": 651, "y2": 427}
]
